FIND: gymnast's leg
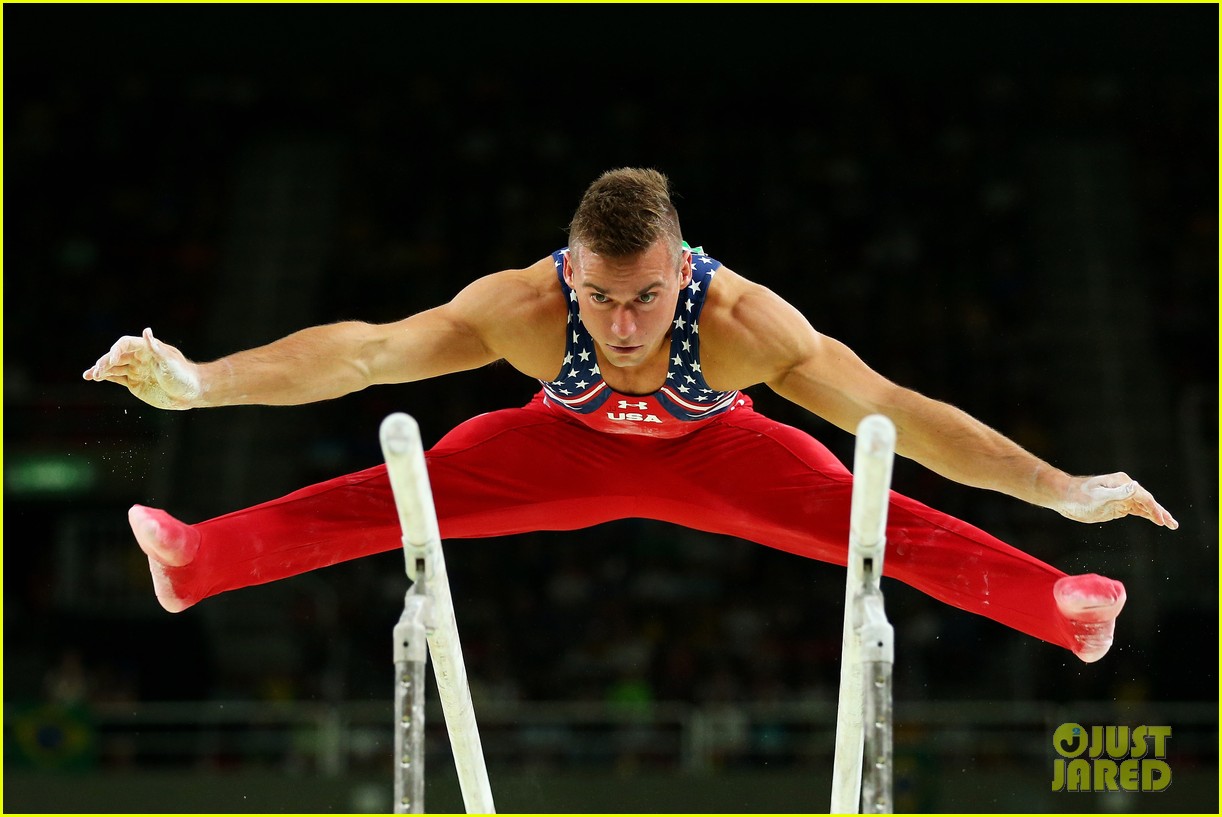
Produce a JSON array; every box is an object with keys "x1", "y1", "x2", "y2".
[
  {"x1": 631, "y1": 408, "x2": 1125, "y2": 662},
  {"x1": 130, "y1": 400, "x2": 655, "y2": 611}
]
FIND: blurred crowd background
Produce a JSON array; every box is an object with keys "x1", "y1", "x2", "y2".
[{"x1": 4, "y1": 4, "x2": 1216, "y2": 811}]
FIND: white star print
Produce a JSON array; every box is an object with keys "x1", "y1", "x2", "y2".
[
  {"x1": 688, "y1": 279, "x2": 702, "y2": 293},
  {"x1": 563, "y1": 353, "x2": 573, "y2": 365},
  {"x1": 678, "y1": 384, "x2": 690, "y2": 393},
  {"x1": 685, "y1": 299, "x2": 694, "y2": 312},
  {"x1": 692, "y1": 322, "x2": 699, "y2": 334},
  {"x1": 672, "y1": 354, "x2": 682, "y2": 366},
  {"x1": 589, "y1": 365, "x2": 600, "y2": 376},
  {"x1": 572, "y1": 331, "x2": 579, "y2": 342},
  {"x1": 681, "y1": 339, "x2": 691, "y2": 352},
  {"x1": 578, "y1": 349, "x2": 591, "y2": 362},
  {"x1": 673, "y1": 316, "x2": 686, "y2": 330},
  {"x1": 691, "y1": 362, "x2": 702, "y2": 373},
  {"x1": 570, "y1": 290, "x2": 577, "y2": 302},
  {"x1": 684, "y1": 375, "x2": 696, "y2": 384},
  {"x1": 568, "y1": 369, "x2": 579, "y2": 378},
  {"x1": 575, "y1": 380, "x2": 588, "y2": 389}
]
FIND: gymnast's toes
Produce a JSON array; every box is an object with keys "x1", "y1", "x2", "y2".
[
  {"x1": 129, "y1": 504, "x2": 200, "y2": 567},
  {"x1": 1054, "y1": 574, "x2": 1127, "y2": 663}
]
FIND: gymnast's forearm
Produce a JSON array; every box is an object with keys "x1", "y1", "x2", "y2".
[{"x1": 195, "y1": 322, "x2": 384, "y2": 407}]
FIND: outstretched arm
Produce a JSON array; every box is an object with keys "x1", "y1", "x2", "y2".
[
  {"x1": 83, "y1": 263, "x2": 559, "y2": 409},
  {"x1": 778, "y1": 342, "x2": 1177, "y2": 528},
  {"x1": 83, "y1": 308, "x2": 492, "y2": 409},
  {"x1": 706, "y1": 272, "x2": 1179, "y2": 530}
]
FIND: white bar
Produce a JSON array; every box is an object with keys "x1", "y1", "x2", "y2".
[
  {"x1": 381, "y1": 413, "x2": 496, "y2": 814},
  {"x1": 830, "y1": 414, "x2": 896, "y2": 814},
  {"x1": 380, "y1": 413, "x2": 441, "y2": 582},
  {"x1": 848, "y1": 414, "x2": 896, "y2": 586}
]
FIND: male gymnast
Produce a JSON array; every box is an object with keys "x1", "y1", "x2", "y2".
[{"x1": 84, "y1": 168, "x2": 1179, "y2": 663}]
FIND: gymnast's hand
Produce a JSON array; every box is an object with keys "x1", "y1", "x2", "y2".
[
  {"x1": 1056, "y1": 473, "x2": 1179, "y2": 529},
  {"x1": 83, "y1": 328, "x2": 203, "y2": 410}
]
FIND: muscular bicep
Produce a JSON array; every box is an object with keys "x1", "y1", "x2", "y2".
[
  {"x1": 721, "y1": 274, "x2": 1056, "y2": 494},
  {"x1": 362, "y1": 302, "x2": 498, "y2": 385},
  {"x1": 766, "y1": 332, "x2": 902, "y2": 434},
  {"x1": 704, "y1": 273, "x2": 899, "y2": 433},
  {"x1": 364, "y1": 262, "x2": 563, "y2": 384}
]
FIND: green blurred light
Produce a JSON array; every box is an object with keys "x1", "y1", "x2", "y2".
[{"x1": 5, "y1": 454, "x2": 97, "y2": 495}]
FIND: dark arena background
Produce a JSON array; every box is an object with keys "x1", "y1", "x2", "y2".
[{"x1": 4, "y1": 4, "x2": 1217, "y2": 813}]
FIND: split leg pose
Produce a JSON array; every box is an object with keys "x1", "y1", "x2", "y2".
[{"x1": 86, "y1": 169, "x2": 1178, "y2": 664}]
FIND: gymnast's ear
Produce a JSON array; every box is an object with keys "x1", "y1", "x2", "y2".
[{"x1": 562, "y1": 251, "x2": 576, "y2": 286}]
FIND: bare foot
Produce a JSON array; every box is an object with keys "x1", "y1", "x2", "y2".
[
  {"x1": 128, "y1": 505, "x2": 199, "y2": 566},
  {"x1": 1054, "y1": 574, "x2": 1127, "y2": 663},
  {"x1": 128, "y1": 505, "x2": 200, "y2": 613}
]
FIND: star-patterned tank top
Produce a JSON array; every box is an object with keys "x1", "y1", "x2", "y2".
[{"x1": 537, "y1": 245, "x2": 746, "y2": 438}]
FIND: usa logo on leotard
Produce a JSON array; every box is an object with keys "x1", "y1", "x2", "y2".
[{"x1": 540, "y1": 246, "x2": 741, "y2": 426}]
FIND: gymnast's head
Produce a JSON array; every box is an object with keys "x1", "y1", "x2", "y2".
[{"x1": 566, "y1": 167, "x2": 685, "y2": 273}]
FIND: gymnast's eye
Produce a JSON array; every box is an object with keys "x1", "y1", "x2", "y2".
[
  {"x1": 638, "y1": 293, "x2": 657, "y2": 304},
  {"x1": 590, "y1": 292, "x2": 609, "y2": 304}
]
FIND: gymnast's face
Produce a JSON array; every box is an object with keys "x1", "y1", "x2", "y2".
[{"x1": 564, "y1": 240, "x2": 692, "y2": 370}]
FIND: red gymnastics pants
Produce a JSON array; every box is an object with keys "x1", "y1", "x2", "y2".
[{"x1": 158, "y1": 393, "x2": 1077, "y2": 652}]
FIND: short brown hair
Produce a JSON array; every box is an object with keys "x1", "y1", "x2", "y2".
[{"x1": 567, "y1": 168, "x2": 683, "y2": 263}]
